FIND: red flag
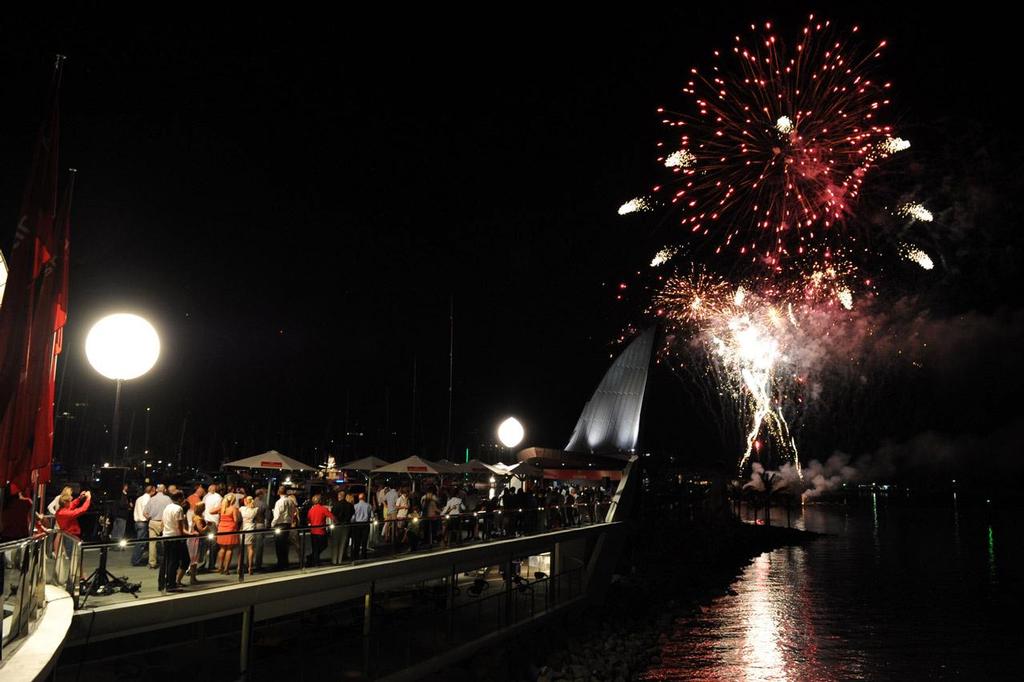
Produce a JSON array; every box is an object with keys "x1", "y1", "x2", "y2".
[
  {"x1": 0, "y1": 57, "x2": 63, "y2": 487},
  {"x1": 28, "y1": 170, "x2": 75, "y2": 486}
]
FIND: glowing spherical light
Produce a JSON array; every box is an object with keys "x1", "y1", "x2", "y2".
[
  {"x1": 497, "y1": 417, "x2": 524, "y2": 449},
  {"x1": 85, "y1": 313, "x2": 160, "y2": 380}
]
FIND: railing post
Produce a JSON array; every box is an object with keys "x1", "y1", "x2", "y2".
[
  {"x1": 362, "y1": 580, "x2": 374, "y2": 679},
  {"x1": 239, "y1": 604, "x2": 255, "y2": 678},
  {"x1": 69, "y1": 539, "x2": 81, "y2": 609},
  {"x1": 504, "y1": 555, "x2": 513, "y2": 625},
  {"x1": 238, "y1": 531, "x2": 245, "y2": 582},
  {"x1": 446, "y1": 567, "x2": 455, "y2": 639},
  {"x1": 363, "y1": 580, "x2": 374, "y2": 636}
]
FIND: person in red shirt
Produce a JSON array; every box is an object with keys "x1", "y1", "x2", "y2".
[
  {"x1": 56, "y1": 490, "x2": 91, "y2": 538},
  {"x1": 186, "y1": 484, "x2": 205, "y2": 513},
  {"x1": 55, "y1": 490, "x2": 91, "y2": 579},
  {"x1": 305, "y1": 494, "x2": 334, "y2": 567}
]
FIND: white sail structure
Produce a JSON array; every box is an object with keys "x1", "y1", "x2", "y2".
[
  {"x1": 0, "y1": 250, "x2": 7, "y2": 307},
  {"x1": 564, "y1": 327, "x2": 655, "y2": 455}
]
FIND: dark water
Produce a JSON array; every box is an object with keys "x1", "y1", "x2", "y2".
[{"x1": 642, "y1": 498, "x2": 1022, "y2": 680}]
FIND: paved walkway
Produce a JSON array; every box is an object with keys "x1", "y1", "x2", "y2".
[{"x1": 71, "y1": 522, "x2": 588, "y2": 608}]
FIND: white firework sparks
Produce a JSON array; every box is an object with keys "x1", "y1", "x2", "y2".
[
  {"x1": 900, "y1": 244, "x2": 935, "y2": 270},
  {"x1": 897, "y1": 202, "x2": 934, "y2": 222},
  {"x1": 650, "y1": 246, "x2": 678, "y2": 267},
  {"x1": 710, "y1": 314, "x2": 794, "y2": 473},
  {"x1": 837, "y1": 288, "x2": 854, "y2": 310},
  {"x1": 775, "y1": 115, "x2": 794, "y2": 134},
  {"x1": 655, "y1": 277, "x2": 804, "y2": 476},
  {"x1": 881, "y1": 136, "x2": 911, "y2": 155},
  {"x1": 618, "y1": 197, "x2": 653, "y2": 215},
  {"x1": 664, "y1": 149, "x2": 697, "y2": 168}
]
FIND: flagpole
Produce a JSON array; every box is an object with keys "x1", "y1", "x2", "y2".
[
  {"x1": 445, "y1": 296, "x2": 454, "y2": 459},
  {"x1": 111, "y1": 379, "x2": 123, "y2": 464}
]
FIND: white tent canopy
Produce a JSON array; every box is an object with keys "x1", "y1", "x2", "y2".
[
  {"x1": 462, "y1": 459, "x2": 504, "y2": 476},
  {"x1": 337, "y1": 456, "x2": 389, "y2": 471},
  {"x1": 431, "y1": 458, "x2": 464, "y2": 474},
  {"x1": 373, "y1": 455, "x2": 460, "y2": 475},
  {"x1": 223, "y1": 450, "x2": 314, "y2": 471},
  {"x1": 494, "y1": 461, "x2": 544, "y2": 478}
]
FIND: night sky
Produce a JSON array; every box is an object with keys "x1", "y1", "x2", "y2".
[{"x1": 2, "y1": 5, "x2": 1021, "y2": 482}]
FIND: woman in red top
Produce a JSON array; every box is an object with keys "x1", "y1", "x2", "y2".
[
  {"x1": 215, "y1": 492, "x2": 241, "y2": 574},
  {"x1": 55, "y1": 490, "x2": 91, "y2": 537},
  {"x1": 55, "y1": 490, "x2": 91, "y2": 579}
]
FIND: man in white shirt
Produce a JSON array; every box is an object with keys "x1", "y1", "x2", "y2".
[
  {"x1": 131, "y1": 485, "x2": 154, "y2": 566},
  {"x1": 271, "y1": 487, "x2": 297, "y2": 570},
  {"x1": 201, "y1": 484, "x2": 223, "y2": 570},
  {"x1": 441, "y1": 490, "x2": 464, "y2": 516},
  {"x1": 159, "y1": 491, "x2": 187, "y2": 592},
  {"x1": 383, "y1": 486, "x2": 399, "y2": 541},
  {"x1": 202, "y1": 484, "x2": 223, "y2": 524},
  {"x1": 143, "y1": 488, "x2": 171, "y2": 569},
  {"x1": 442, "y1": 489, "x2": 465, "y2": 548}
]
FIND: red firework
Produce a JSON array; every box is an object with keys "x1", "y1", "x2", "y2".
[{"x1": 655, "y1": 15, "x2": 895, "y2": 270}]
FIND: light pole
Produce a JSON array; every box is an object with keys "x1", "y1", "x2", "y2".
[
  {"x1": 497, "y1": 417, "x2": 525, "y2": 493},
  {"x1": 85, "y1": 313, "x2": 160, "y2": 466}
]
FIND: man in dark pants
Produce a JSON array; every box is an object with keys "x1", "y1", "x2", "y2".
[
  {"x1": 159, "y1": 492, "x2": 187, "y2": 592},
  {"x1": 351, "y1": 493, "x2": 372, "y2": 560},
  {"x1": 271, "y1": 486, "x2": 297, "y2": 570},
  {"x1": 330, "y1": 491, "x2": 355, "y2": 564},
  {"x1": 304, "y1": 495, "x2": 334, "y2": 567},
  {"x1": 253, "y1": 488, "x2": 268, "y2": 570}
]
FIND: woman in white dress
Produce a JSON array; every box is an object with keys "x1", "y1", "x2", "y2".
[
  {"x1": 396, "y1": 488, "x2": 410, "y2": 544},
  {"x1": 239, "y1": 496, "x2": 258, "y2": 574},
  {"x1": 186, "y1": 502, "x2": 206, "y2": 584}
]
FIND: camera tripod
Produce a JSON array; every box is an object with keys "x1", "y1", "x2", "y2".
[{"x1": 79, "y1": 515, "x2": 141, "y2": 607}]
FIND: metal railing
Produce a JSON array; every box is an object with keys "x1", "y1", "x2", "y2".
[
  {"x1": 0, "y1": 530, "x2": 52, "y2": 663},
  {"x1": 368, "y1": 565, "x2": 585, "y2": 679},
  {"x1": 65, "y1": 500, "x2": 611, "y2": 609}
]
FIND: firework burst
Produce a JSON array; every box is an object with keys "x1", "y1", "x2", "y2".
[
  {"x1": 630, "y1": 16, "x2": 937, "y2": 476},
  {"x1": 654, "y1": 15, "x2": 895, "y2": 269},
  {"x1": 653, "y1": 270, "x2": 808, "y2": 472}
]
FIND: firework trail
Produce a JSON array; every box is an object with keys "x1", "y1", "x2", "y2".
[
  {"x1": 897, "y1": 202, "x2": 934, "y2": 222},
  {"x1": 618, "y1": 196, "x2": 654, "y2": 215},
  {"x1": 650, "y1": 246, "x2": 678, "y2": 267},
  {"x1": 900, "y1": 243, "x2": 934, "y2": 270}
]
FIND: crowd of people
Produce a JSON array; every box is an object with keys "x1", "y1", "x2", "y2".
[{"x1": 43, "y1": 478, "x2": 611, "y2": 593}]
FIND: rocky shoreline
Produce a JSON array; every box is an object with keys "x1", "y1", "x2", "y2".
[{"x1": 443, "y1": 514, "x2": 819, "y2": 682}]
